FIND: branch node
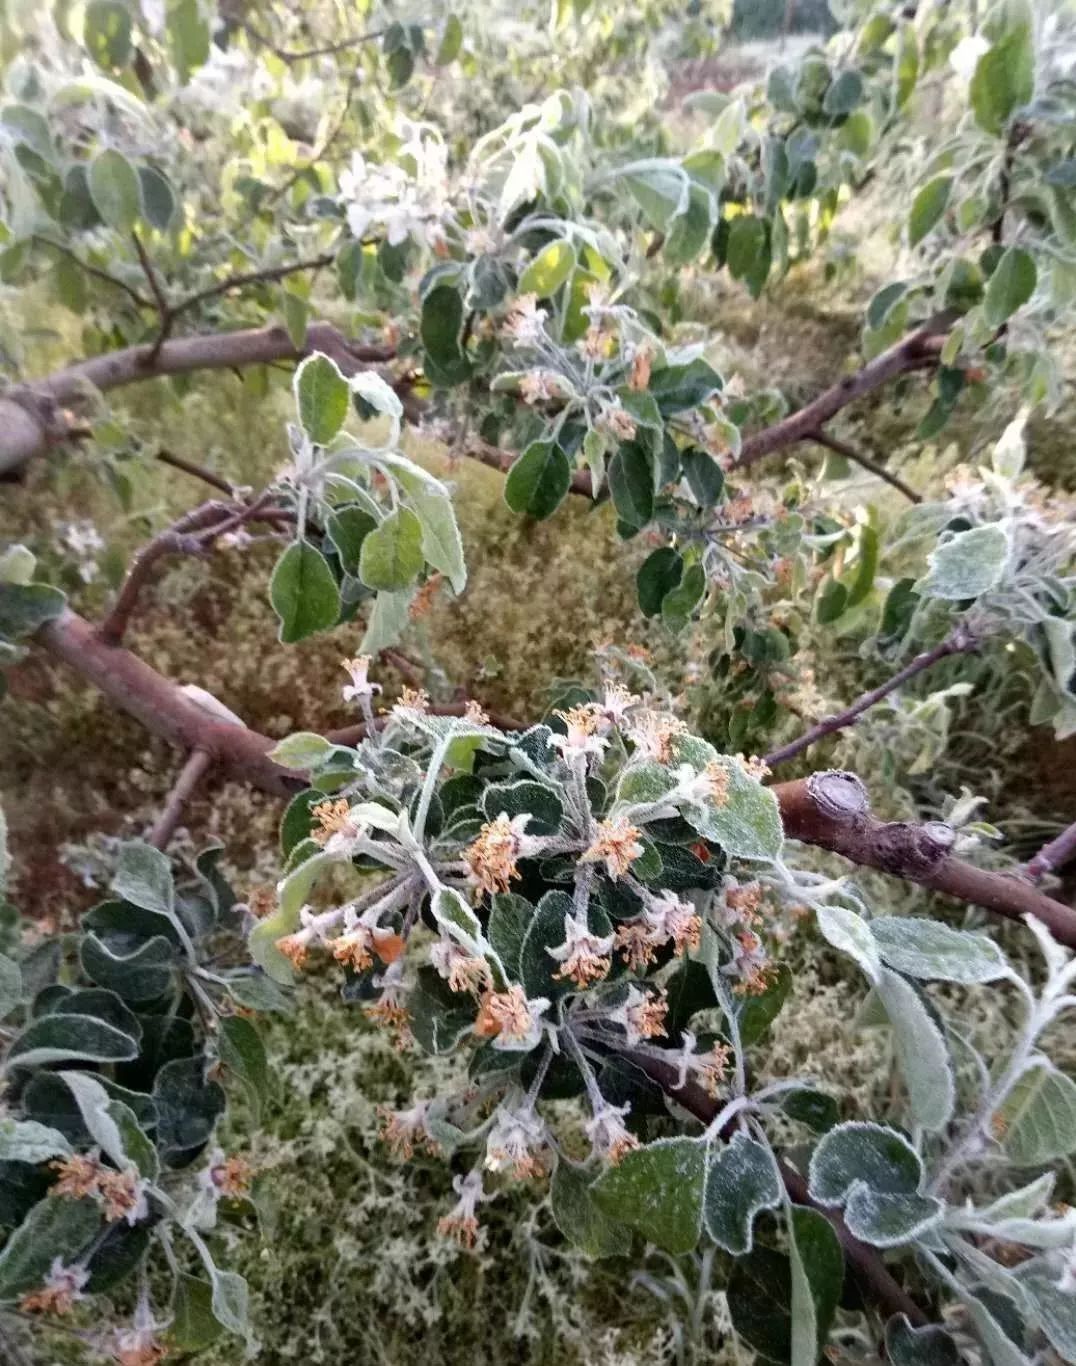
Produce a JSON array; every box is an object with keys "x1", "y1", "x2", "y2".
[{"x1": 806, "y1": 770, "x2": 870, "y2": 825}]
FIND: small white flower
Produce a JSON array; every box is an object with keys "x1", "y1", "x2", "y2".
[
  {"x1": 341, "y1": 655, "x2": 381, "y2": 704},
  {"x1": 547, "y1": 910, "x2": 614, "y2": 988},
  {"x1": 584, "y1": 1099, "x2": 639, "y2": 1163},
  {"x1": 485, "y1": 1100, "x2": 546, "y2": 1178}
]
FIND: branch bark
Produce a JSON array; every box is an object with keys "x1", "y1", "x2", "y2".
[
  {"x1": 764, "y1": 629, "x2": 975, "y2": 768},
  {"x1": 734, "y1": 319, "x2": 950, "y2": 469},
  {"x1": 0, "y1": 322, "x2": 396, "y2": 476},
  {"x1": 618, "y1": 1046, "x2": 930, "y2": 1328},
  {"x1": 1027, "y1": 820, "x2": 1076, "y2": 884},
  {"x1": 773, "y1": 771, "x2": 1076, "y2": 947}
]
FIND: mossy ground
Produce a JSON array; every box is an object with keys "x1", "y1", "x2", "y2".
[{"x1": 3, "y1": 247, "x2": 1075, "y2": 1362}]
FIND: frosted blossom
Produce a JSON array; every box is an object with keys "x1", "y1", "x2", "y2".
[
  {"x1": 580, "y1": 818, "x2": 644, "y2": 880},
  {"x1": 485, "y1": 1101, "x2": 546, "y2": 1178},
  {"x1": 474, "y1": 985, "x2": 550, "y2": 1051},
  {"x1": 609, "y1": 985, "x2": 668, "y2": 1044},
  {"x1": 547, "y1": 910, "x2": 614, "y2": 988},
  {"x1": 341, "y1": 655, "x2": 380, "y2": 704},
  {"x1": 437, "y1": 1169, "x2": 489, "y2": 1247},
  {"x1": 585, "y1": 1099, "x2": 639, "y2": 1163},
  {"x1": 549, "y1": 705, "x2": 608, "y2": 762},
  {"x1": 504, "y1": 293, "x2": 549, "y2": 344},
  {"x1": 19, "y1": 1258, "x2": 89, "y2": 1315},
  {"x1": 464, "y1": 812, "x2": 534, "y2": 896},
  {"x1": 644, "y1": 890, "x2": 701, "y2": 955},
  {"x1": 430, "y1": 933, "x2": 491, "y2": 994}
]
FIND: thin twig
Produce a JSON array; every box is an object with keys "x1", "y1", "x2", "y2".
[
  {"x1": 764, "y1": 628, "x2": 975, "y2": 768},
  {"x1": 168, "y1": 254, "x2": 337, "y2": 321},
  {"x1": 130, "y1": 230, "x2": 173, "y2": 362},
  {"x1": 238, "y1": 17, "x2": 388, "y2": 62},
  {"x1": 807, "y1": 431, "x2": 921, "y2": 504},
  {"x1": 148, "y1": 748, "x2": 213, "y2": 849},
  {"x1": 268, "y1": 68, "x2": 360, "y2": 205},
  {"x1": 31, "y1": 235, "x2": 151, "y2": 309},
  {"x1": 1027, "y1": 820, "x2": 1076, "y2": 883},
  {"x1": 156, "y1": 449, "x2": 236, "y2": 496}
]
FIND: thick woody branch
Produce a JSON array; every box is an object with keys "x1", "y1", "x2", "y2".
[
  {"x1": 774, "y1": 771, "x2": 1076, "y2": 947},
  {"x1": 147, "y1": 749, "x2": 213, "y2": 850},
  {"x1": 764, "y1": 628, "x2": 976, "y2": 768},
  {"x1": 618, "y1": 1046, "x2": 929, "y2": 1328},
  {"x1": 734, "y1": 320, "x2": 950, "y2": 469},
  {"x1": 0, "y1": 322, "x2": 396, "y2": 476},
  {"x1": 26, "y1": 616, "x2": 1072, "y2": 943}
]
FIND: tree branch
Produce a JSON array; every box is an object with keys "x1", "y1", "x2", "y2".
[
  {"x1": 156, "y1": 449, "x2": 237, "y2": 496},
  {"x1": 130, "y1": 230, "x2": 173, "y2": 361},
  {"x1": 1027, "y1": 820, "x2": 1076, "y2": 884},
  {"x1": 148, "y1": 749, "x2": 213, "y2": 849},
  {"x1": 237, "y1": 17, "x2": 388, "y2": 62},
  {"x1": 31, "y1": 236, "x2": 151, "y2": 310},
  {"x1": 773, "y1": 771, "x2": 1076, "y2": 947},
  {"x1": 807, "y1": 431, "x2": 921, "y2": 504},
  {"x1": 0, "y1": 322, "x2": 396, "y2": 476},
  {"x1": 167, "y1": 254, "x2": 337, "y2": 321},
  {"x1": 25, "y1": 616, "x2": 1074, "y2": 944},
  {"x1": 734, "y1": 319, "x2": 951, "y2": 469},
  {"x1": 618, "y1": 1046, "x2": 930, "y2": 1328},
  {"x1": 764, "y1": 628, "x2": 975, "y2": 768}
]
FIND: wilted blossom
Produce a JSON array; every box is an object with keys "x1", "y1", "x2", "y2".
[
  {"x1": 379, "y1": 1100, "x2": 440, "y2": 1159},
  {"x1": 581, "y1": 818, "x2": 644, "y2": 880},
  {"x1": 309, "y1": 798, "x2": 370, "y2": 858},
  {"x1": 585, "y1": 1098, "x2": 639, "y2": 1163},
  {"x1": 19, "y1": 1258, "x2": 90, "y2": 1315},
  {"x1": 547, "y1": 909, "x2": 614, "y2": 988},
  {"x1": 550, "y1": 704, "x2": 608, "y2": 763},
  {"x1": 644, "y1": 890, "x2": 702, "y2": 955},
  {"x1": 430, "y1": 933, "x2": 491, "y2": 994},
  {"x1": 464, "y1": 812, "x2": 535, "y2": 896},
  {"x1": 503, "y1": 293, "x2": 548, "y2": 344},
  {"x1": 484, "y1": 1099, "x2": 546, "y2": 1178},
  {"x1": 608, "y1": 984, "x2": 668, "y2": 1044},
  {"x1": 437, "y1": 1169, "x2": 489, "y2": 1248},
  {"x1": 474, "y1": 985, "x2": 550, "y2": 1051}
]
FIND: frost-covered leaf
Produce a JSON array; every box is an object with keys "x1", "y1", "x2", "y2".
[
  {"x1": 875, "y1": 968, "x2": 955, "y2": 1132},
  {"x1": 79, "y1": 932, "x2": 174, "y2": 1002},
  {"x1": 481, "y1": 779, "x2": 563, "y2": 836},
  {"x1": 1018, "y1": 1270, "x2": 1076, "y2": 1361},
  {"x1": 0, "y1": 1117, "x2": 71, "y2": 1164},
  {"x1": 359, "y1": 508, "x2": 424, "y2": 592},
  {"x1": 0, "y1": 583, "x2": 66, "y2": 640},
  {"x1": 816, "y1": 905, "x2": 880, "y2": 983},
  {"x1": 551, "y1": 1161, "x2": 624, "y2": 1258},
  {"x1": 410, "y1": 965, "x2": 475, "y2": 1054},
  {"x1": 809, "y1": 1122, "x2": 941, "y2": 1246},
  {"x1": 703, "y1": 1132, "x2": 781, "y2": 1255},
  {"x1": 8, "y1": 1012, "x2": 140, "y2": 1068},
  {"x1": 677, "y1": 753, "x2": 782, "y2": 860},
  {"x1": 870, "y1": 917, "x2": 1007, "y2": 983},
  {"x1": 401, "y1": 484, "x2": 466, "y2": 594},
  {"x1": 504, "y1": 440, "x2": 572, "y2": 521},
  {"x1": 218, "y1": 1015, "x2": 268, "y2": 1119},
  {"x1": 592, "y1": 1137, "x2": 705, "y2": 1255},
  {"x1": 885, "y1": 1315, "x2": 962, "y2": 1365},
  {"x1": 0, "y1": 950, "x2": 21, "y2": 1020},
  {"x1": 984, "y1": 246, "x2": 1037, "y2": 328},
  {"x1": 360, "y1": 587, "x2": 413, "y2": 653},
  {"x1": 918, "y1": 524, "x2": 1009, "y2": 601},
  {"x1": 909, "y1": 175, "x2": 952, "y2": 247},
  {"x1": 267, "y1": 732, "x2": 335, "y2": 769},
  {"x1": 0, "y1": 1194, "x2": 100, "y2": 1299},
  {"x1": 519, "y1": 239, "x2": 575, "y2": 296},
  {"x1": 995, "y1": 1060, "x2": 1076, "y2": 1167}
]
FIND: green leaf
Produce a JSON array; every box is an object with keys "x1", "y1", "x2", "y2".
[
  {"x1": 608, "y1": 442, "x2": 654, "y2": 529},
  {"x1": 268, "y1": 732, "x2": 334, "y2": 770},
  {"x1": 434, "y1": 14, "x2": 463, "y2": 64},
  {"x1": 80, "y1": 932, "x2": 174, "y2": 1002},
  {"x1": 592, "y1": 1137, "x2": 705, "y2": 1255},
  {"x1": 736, "y1": 961, "x2": 792, "y2": 1045},
  {"x1": 623, "y1": 167, "x2": 685, "y2": 231},
  {"x1": 410, "y1": 965, "x2": 476, "y2": 1054},
  {"x1": 726, "y1": 215, "x2": 768, "y2": 287},
  {"x1": 970, "y1": 26, "x2": 1034, "y2": 135},
  {"x1": 0, "y1": 1118, "x2": 71, "y2": 1164},
  {"x1": 648, "y1": 359, "x2": 723, "y2": 416},
  {"x1": 153, "y1": 1057, "x2": 226, "y2": 1162},
  {"x1": 360, "y1": 587, "x2": 414, "y2": 654},
  {"x1": 402, "y1": 485, "x2": 466, "y2": 594},
  {"x1": 167, "y1": 0, "x2": 211, "y2": 82},
  {"x1": 789, "y1": 1206, "x2": 843, "y2": 1365},
  {"x1": 83, "y1": 0, "x2": 132, "y2": 69},
  {"x1": 112, "y1": 840, "x2": 174, "y2": 917},
  {"x1": 995, "y1": 1060, "x2": 1076, "y2": 1167},
  {"x1": 823, "y1": 69, "x2": 863, "y2": 116},
  {"x1": 138, "y1": 166, "x2": 176, "y2": 230},
  {"x1": 170, "y1": 1275, "x2": 224, "y2": 1352},
  {"x1": 870, "y1": 917, "x2": 1007, "y2": 983},
  {"x1": 885, "y1": 1315, "x2": 962, "y2": 1366},
  {"x1": 504, "y1": 441, "x2": 572, "y2": 521},
  {"x1": 909, "y1": 175, "x2": 952, "y2": 247},
  {"x1": 282, "y1": 290, "x2": 308, "y2": 348},
  {"x1": 1018, "y1": 1271, "x2": 1076, "y2": 1362},
  {"x1": 269, "y1": 540, "x2": 342, "y2": 643},
  {"x1": 294, "y1": 353, "x2": 350, "y2": 446},
  {"x1": 421, "y1": 285, "x2": 470, "y2": 386},
  {"x1": 218, "y1": 1015, "x2": 268, "y2": 1119},
  {"x1": 359, "y1": 508, "x2": 425, "y2": 591},
  {"x1": 875, "y1": 968, "x2": 955, "y2": 1133},
  {"x1": 519, "y1": 240, "x2": 575, "y2": 297},
  {"x1": 0, "y1": 1195, "x2": 100, "y2": 1299},
  {"x1": 326, "y1": 507, "x2": 377, "y2": 575},
  {"x1": 87, "y1": 149, "x2": 141, "y2": 233},
  {"x1": 727, "y1": 1246, "x2": 793, "y2": 1362},
  {"x1": 488, "y1": 893, "x2": 534, "y2": 981},
  {"x1": 0, "y1": 582, "x2": 66, "y2": 639},
  {"x1": 681, "y1": 447, "x2": 725, "y2": 505},
  {"x1": 520, "y1": 890, "x2": 609, "y2": 1001},
  {"x1": 661, "y1": 562, "x2": 706, "y2": 632},
  {"x1": 0, "y1": 951, "x2": 21, "y2": 1020},
  {"x1": 919, "y1": 523, "x2": 1009, "y2": 600},
  {"x1": 551, "y1": 1161, "x2": 625, "y2": 1258},
  {"x1": 703, "y1": 1133, "x2": 781, "y2": 1255},
  {"x1": 8, "y1": 1012, "x2": 140, "y2": 1068},
  {"x1": 983, "y1": 246, "x2": 1037, "y2": 327}
]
